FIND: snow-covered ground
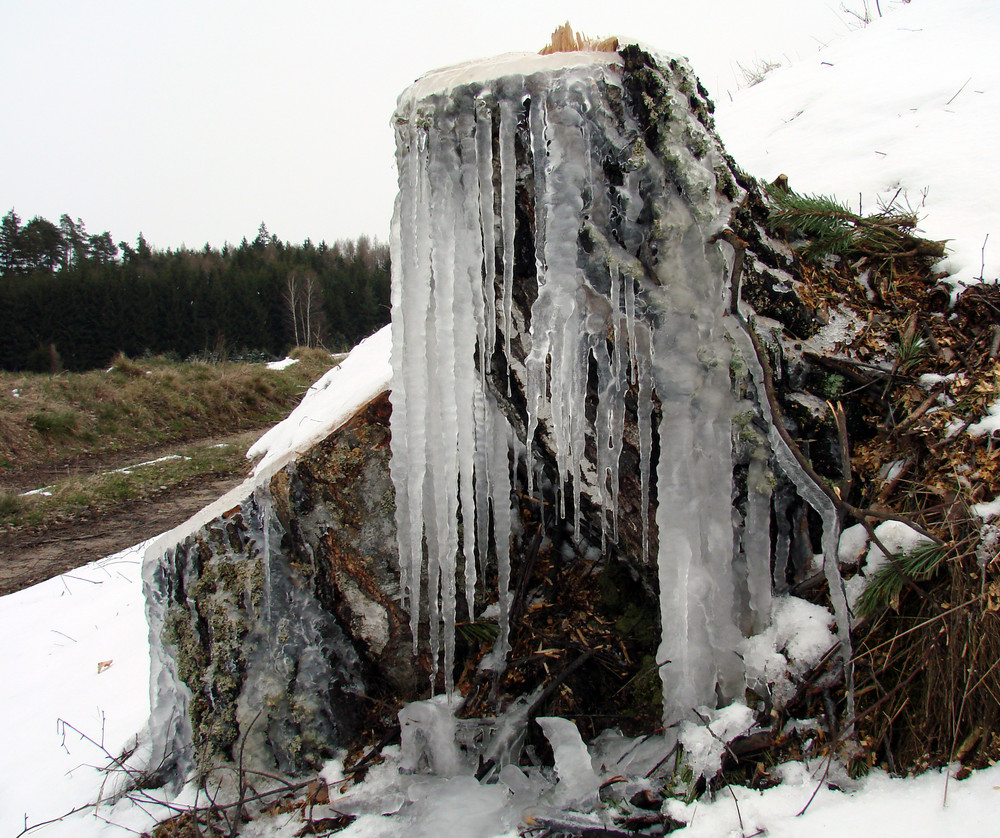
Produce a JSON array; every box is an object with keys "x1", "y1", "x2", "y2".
[
  {"x1": 5, "y1": 540, "x2": 1000, "y2": 838},
  {"x1": 4, "y1": 1, "x2": 1000, "y2": 835},
  {"x1": 716, "y1": 0, "x2": 1000, "y2": 288}
]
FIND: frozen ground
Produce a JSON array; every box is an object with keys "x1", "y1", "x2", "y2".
[
  {"x1": 4, "y1": 539, "x2": 1000, "y2": 837},
  {"x1": 4, "y1": 0, "x2": 1000, "y2": 835}
]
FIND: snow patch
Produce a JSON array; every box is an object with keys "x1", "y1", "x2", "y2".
[{"x1": 265, "y1": 356, "x2": 300, "y2": 370}]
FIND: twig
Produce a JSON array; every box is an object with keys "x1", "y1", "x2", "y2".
[
  {"x1": 644, "y1": 741, "x2": 679, "y2": 779},
  {"x1": 887, "y1": 385, "x2": 944, "y2": 437},
  {"x1": 877, "y1": 455, "x2": 914, "y2": 504},
  {"x1": 990, "y1": 326, "x2": 1000, "y2": 360},
  {"x1": 796, "y1": 751, "x2": 834, "y2": 817},
  {"x1": 17, "y1": 803, "x2": 102, "y2": 837},
  {"x1": 855, "y1": 596, "x2": 979, "y2": 661},
  {"x1": 728, "y1": 785, "x2": 746, "y2": 836},
  {"x1": 475, "y1": 649, "x2": 594, "y2": 781},
  {"x1": 830, "y1": 400, "x2": 852, "y2": 498},
  {"x1": 944, "y1": 632, "x2": 990, "y2": 805},
  {"x1": 945, "y1": 77, "x2": 972, "y2": 107},
  {"x1": 741, "y1": 298, "x2": 941, "y2": 545},
  {"x1": 509, "y1": 524, "x2": 544, "y2": 627}
]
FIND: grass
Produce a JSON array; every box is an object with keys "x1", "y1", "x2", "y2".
[
  {"x1": 0, "y1": 438, "x2": 252, "y2": 530},
  {"x1": 0, "y1": 347, "x2": 340, "y2": 531},
  {"x1": 0, "y1": 347, "x2": 336, "y2": 477}
]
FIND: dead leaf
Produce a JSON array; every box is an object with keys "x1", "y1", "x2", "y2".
[{"x1": 305, "y1": 779, "x2": 330, "y2": 806}]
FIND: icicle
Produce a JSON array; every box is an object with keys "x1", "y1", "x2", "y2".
[
  {"x1": 744, "y1": 451, "x2": 773, "y2": 633},
  {"x1": 389, "y1": 56, "x2": 759, "y2": 724},
  {"x1": 499, "y1": 97, "x2": 518, "y2": 391},
  {"x1": 389, "y1": 107, "x2": 434, "y2": 649},
  {"x1": 388, "y1": 182, "x2": 410, "y2": 616},
  {"x1": 257, "y1": 492, "x2": 274, "y2": 623},
  {"x1": 523, "y1": 91, "x2": 544, "y2": 495},
  {"x1": 491, "y1": 400, "x2": 513, "y2": 660},
  {"x1": 772, "y1": 484, "x2": 795, "y2": 592},
  {"x1": 525, "y1": 78, "x2": 591, "y2": 532},
  {"x1": 725, "y1": 315, "x2": 854, "y2": 720},
  {"x1": 473, "y1": 385, "x2": 492, "y2": 601},
  {"x1": 456, "y1": 108, "x2": 486, "y2": 626},
  {"x1": 608, "y1": 265, "x2": 626, "y2": 542},
  {"x1": 636, "y1": 328, "x2": 653, "y2": 567},
  {"x1": 476, "y1": 99, "x2": 497, "y2": 373}
]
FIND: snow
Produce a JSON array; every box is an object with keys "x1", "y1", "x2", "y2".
[
  {"x1": 265, "y1": 356, "x2": 299, "y2": 370},
  {"x1": 8, "y1": 2, "x2": 1000, "y2": 835},
  {"x1": 860, "y1": 520, "x2": 935, "y2": 578},
  {"x1": 248, "y1": 327, "x2": 391, "y2": 477},
  {"x1": 838, "y1": 523, "x2": 869, "y2": 567},
  {"x1": 141, "y1": 325, "x2": 392, "y2": 574},
  {"x1": 973, "y1": 495, "x2": 1000, "y2": 522},
  {"x1": 742, "y1": 596, "x2": 837, "y2": 707},
  {"x1": 716, "y1": 0, "x2": 1000, "y2": 290},
  {"x1": 966, "y1": 396, "x2": 1000, "y2": 438},
  {"x1": 845, "y1": 519, "x2": 935, "y2": 610},
  {"x1": 0, "y1": 543, "x2": 153, "y2": 837},
  {"x1": 398, "y1": 51, "x2": 619, "y2": 104},
  {"x1": 2, "y1": 549, "x2": 999, "y2": 837},
  {"x1": 677, "y1": 703, "x2": 755, "y2": 781}
]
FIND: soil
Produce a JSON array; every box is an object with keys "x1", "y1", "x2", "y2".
[{"x1": 0, "y1": 429, "x2": 263, "y2": 597}]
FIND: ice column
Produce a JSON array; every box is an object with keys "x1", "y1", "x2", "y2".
[
  {"x1": 390, "y1": 90, "x2": 517, "y2": 694},
  {"x1": 390, "y1": 53, "x2": 749, "y2": 721}
]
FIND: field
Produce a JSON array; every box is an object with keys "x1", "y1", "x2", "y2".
[{"x1": 0, "y1": 348, "x2": 339, "y2": 593}]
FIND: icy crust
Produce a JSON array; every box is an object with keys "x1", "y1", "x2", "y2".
[
  {"x1": 143, "y1": 329, "x2": 391, "y2": 784},
  {"x1": 399, "y1": 51, "x2": 621, "y2": 105},
  {"x1": 389, "y1": 48, "x2": 749, "y2": 722}
]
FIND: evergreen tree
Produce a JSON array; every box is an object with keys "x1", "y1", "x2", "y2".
[
  {"x1": 19, "y1": 217, "x2": 65, "y2": 273},
  {"x1": 0, "y1": 210, "x2": 22, "y2": 275}
]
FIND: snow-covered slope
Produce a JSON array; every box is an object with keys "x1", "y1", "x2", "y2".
[{"x1": 717, "y1": 0, "x2": 1000, "y2": 288}]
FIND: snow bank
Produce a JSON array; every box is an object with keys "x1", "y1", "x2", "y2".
[
  {"x1": 717, "y1": 0, "x2": 1000, "y2": 288},
  {"x1": 266, "y1": 356, "x2": 300, "y2": 370},
  {"x1": 249, "y1": 326, "x2": 392, "y2": 476},
  {"x1": 0, "y1": 543, "x2": 152, "y2": 838}
]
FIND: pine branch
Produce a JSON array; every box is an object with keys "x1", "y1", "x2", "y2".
[{"x1": 764, "y1": 182, "x2": 945, "y2": 261}]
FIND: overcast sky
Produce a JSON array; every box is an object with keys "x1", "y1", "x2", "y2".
[{"x1": 1, "y1": 0, "x2": 872, "y2": 251}]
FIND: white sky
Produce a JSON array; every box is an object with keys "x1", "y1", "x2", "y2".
[{"x1": 0, "y1": 0, "x2": 872, "y2": 251}]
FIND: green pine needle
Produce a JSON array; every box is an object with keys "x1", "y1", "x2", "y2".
[
  {"x1": 764, "y1": 182, "x2": 939, "y2": 262},
  {"x1": 854, "y1": 543, "x2": 948, "y2": 619},
  {"x1": 456, "y1": 620, "x2": 501, "y2": 644}
]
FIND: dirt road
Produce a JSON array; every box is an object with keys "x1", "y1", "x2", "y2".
[{"x1": 0, "y1": 432, "x2": 261, "y2": 596}]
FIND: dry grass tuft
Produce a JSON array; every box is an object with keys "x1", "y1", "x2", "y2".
[
  {"x1": 539, "y1": 22, "x2": 618, "y2": 55},
  {"x1": 0, "y1": 352, "x2": 337, "y2": 480}
]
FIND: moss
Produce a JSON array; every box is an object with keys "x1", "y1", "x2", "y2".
[{"x1": 820, "y1": 372, "x2": 846, "y2": 399}]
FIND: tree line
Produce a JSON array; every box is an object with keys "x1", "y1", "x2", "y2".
[{"x1": 0, "y1": 210, "x2": 390, "y2": 372}]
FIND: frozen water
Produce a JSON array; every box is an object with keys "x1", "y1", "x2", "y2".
[
  {"x1": 677, "y1": 702, "x2": 754, "y2": 781},
  {"x1": 399, "y1": 696, "x2": 465, "y2": 776},
  {"x1": 536, "y1": 716, "x2": 600, "y2": 809},
  {"x1": 389, "y1": 47, "x2": 775, "y2": 726}
]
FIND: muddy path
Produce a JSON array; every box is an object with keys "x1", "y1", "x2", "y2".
[{"x1": 0, "y1": 429, "x2": 263, "y2": 596}]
